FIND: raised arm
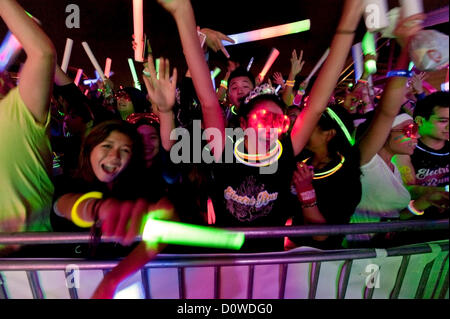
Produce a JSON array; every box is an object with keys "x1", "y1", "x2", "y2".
[
  {"x1": 0, "y1": 0, "x2": 56, "y2": 124},
  {"x1": 290, "y1": 0, "x2": 362, "y2": 156},
  {"x1": 358, "y1": 14, "x2": 425, "y2": 165},
  {"x1": 158, "y1": 0, "x2": 225, "y2": 158},
  {"x1": 281, "y1": 50, "x2": 305, "y2": 106}
]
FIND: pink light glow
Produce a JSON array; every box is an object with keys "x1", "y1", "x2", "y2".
[{"x1": 258, "y1": 48, "x2": 280, "y2": 82}]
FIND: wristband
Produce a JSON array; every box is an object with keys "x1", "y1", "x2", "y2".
[
  {"x1": 71, "y1": 192, "x2": 103, "y2": 228},
  {"x1": 298, "y1": 189, "x2": 316, "y2": 204},
  {"x1": 407, "y1": 200, "x2": 424, "y2": 216},
  {"x1": 285, "y1": 80, "x2": 295, "y2": 87},
  {"x1": 220, "y1": 80, "x2": 228, "y2": 89},
  {"x1": 387, "y1": 70, "x2": 413, "y2": 78}
]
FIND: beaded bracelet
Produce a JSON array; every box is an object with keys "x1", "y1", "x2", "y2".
[
  {"x1": 302, "y1": 202, "x2": 318, "y2": 209},
  {"x1": 407, "y1": 200, "x2": 424, "y2": 216},
  {"x1": 71, "y1": 192, "x2": 104, "y2": 228}
]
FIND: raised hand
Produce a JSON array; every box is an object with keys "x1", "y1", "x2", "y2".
[
  {"x1": 142, "y1": 55, "x2": 178, "y2": 114},
  {"x1": 394, "y1": 13, "x2": 426, "y2": 47},
  {"x1": 292, "y1": 162, "x2": 314, "y2": 194},
  {"x1": 409, "y1": 72, "x2": 427, "y2": 95},
  {"x1": 200, "y1": 27, "x2": 235, "y2": 58},
  {"x1": 273, "y1": 72, "x2": 285, "y2": 87},
  {"x1": 290, "y1": 49, "x2": 305, "y2": 78}
]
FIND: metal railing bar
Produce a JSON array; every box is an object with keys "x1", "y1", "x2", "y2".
[
  {"x1": 431, "y1": 253, "x2": 449, "y2": 299},
  {"x1": 247, "y1": 265, "x2": 254, "y2": 299},
  {"x1": 0, "y1": 272, "x2": 9, "y2": 299},
  {"x1": 337, "y1": 260, "x2": 352, "y2": 299},
  {"x1": 278, "y1": 264, "x2": 288, "y2": 300},
  {"x1": 415, "y1": 260, "x2": 436, "y2": 299},
  {"x1": 26, "y1": 271, "x2": 44, "y2": 299},
  {"x1": 0, "y1": 219, "x2": 447, "y2": 245},
  {"x1": 214, "y1": 267, "x2": 220, "y2": 299},
  {"x1": 390, "y1": 255, "x2": 410, "y2": 299},
  {"x1": 308, "y1": 262, "x2": 321, "y2": 299},
  {"x1": 141, "y1": 268, "x2": 151, "y2": 299},
  {"x1": 178, "y1": 267, "x2": 185, "y2": 300}
]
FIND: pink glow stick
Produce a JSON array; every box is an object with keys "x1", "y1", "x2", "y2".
[
  {"x1": 104, "y1": 58, "x2": 112, "y2": 78},
  {"x1": 74, "y1": 68, "x2": 83, "y2": 87},
  {"x1": 422, "y1": 81, "x2": 437, "y2": 94},
  {"x1": 258, "y1": 48, "x2": 280, "y2": 83},
  {"x1": 133, "y1": 0, "x2": 144, "y2": 62},
  {"x1": 81, "y1": 41, "x2": 106, "y2": 81},
  {"x1": 305, "y1": 48, "x2": 330, "y2": 83},
  {"x1": 61, "y1": 38, "x2": 73, "y2": 73}
]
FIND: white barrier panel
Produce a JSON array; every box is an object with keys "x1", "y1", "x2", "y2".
[{"x1": 0, "y1": 242, "x2": 448, "y2": 299}]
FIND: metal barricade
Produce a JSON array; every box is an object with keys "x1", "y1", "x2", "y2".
[{"x1": 0, "y1": 219, "x2": 448, "y2": 299}]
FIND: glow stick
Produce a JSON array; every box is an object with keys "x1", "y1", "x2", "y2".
[
  {"x1": 155, "y1": 58, "x2": 160, "y2": 80},
  {"x1": 74, "y1": 68, "x2": 83, "y2": 86},
  {"x1": 61, "y1": 38, "x2": 73, "y2": 73},
  {"x1": 275, "y1": 85, "x2": 282, "y2": 94},
  {"x1": 422, "y1": 81, "x2": 437, "y2": 94},
  {"x1": 400, "y1": 0, "x2": 423, "y2": 18},
  {"x1": 258, "y1": 48, "x2": 280, "y2": 83},
  {"x1": 223, "y1": 19, "x2": 310, "y2": 46},
  {"x1": 305, "y1": 48, "x2": 330, "y2": 83},
  {"x1": 408, "y1": 62, "x2": 415, "y2": 71},
  {"x1": 211, "y1": 71, "x2": 216, "y2": 90},
  {"x1": 128, "y1": 58, "x2": 141, "y2": 90},
  {"x1": 362, "y1": 32, "x2": 377, "y2": 75},
  {"x1": 211, "y1": 67, "x2": 221, "y2": 79},
  {"x1": 0, "y1": 32, "x2": 22, "y2": 72},
  {"x1": 247, "y1": 57, "x2": 254, "y2": 72},
  {"x1": 104, "y1": 58, "x2": 112, "y2": 78},
  {"x1": 363, "y1": 0, "x2": 389, "y2": 32},
  {"x1": 352, "y1": 43, "x2": 364, "y2": 82},
  {"x1": 142, "y1": 215, "x2": 245, "y2": 250},
  {"x1": 81, "y1": 41, "x2": 106, "y2": 81},
  {"x1": 133, "y1": 0, "x2": 144, "y2": 62}
]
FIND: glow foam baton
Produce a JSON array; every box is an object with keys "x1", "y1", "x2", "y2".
[
  {"x1": 74, "y1": 68, "x2": 83, "y2": 87},
  {"x1": 61, "y1": 38, "x2": 73, "y2": 73},
  {"x1": 222, "y1": 19, "x2": 310, "y2": 46},
  {"x1": 133, "y1": 0, "x2": 145, "y2": 62},
  {"x1": 362, "y1": 32, "x2": 377, "y2": 75},
  {"x1": 0, "y1": 32, "x2": 22, "y2": 72},
  {"x1": 81, "y1": 41, "x2": 106, "y2": 81},
  {"x1": 104, "y1": 58, "x2": 112, "y2": 78},
  {"x1": 247, "y1": 57, "x2": 254, "y2": 72},
  {"x1": 305, "y1": 48, "x2": 330, "y2": 83},
  {"x1": 352, "y1": 43, "x2": 364, "y2": 82},
  {"x1": 142, "y1": 216, "x2": 245, "y2": 250},
  {"x1": 128, "y1": 58, "x2": 142, "y2": 90},
  {"x1": 258, "y1": 48, "x2": 280, "y2": 83}
]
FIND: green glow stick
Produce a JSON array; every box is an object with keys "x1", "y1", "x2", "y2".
[
  {"x1": 155, "y1": 58, "x2": 160, "y2": 80},
  {"x1": 142, "y1": 215, "x2": 245, "y2": 250},
  {"x1": 127, "y1": 58, "x2": 141, "y2": 90},
  {"x1": 362, "y1": 32, "x2": 377, "y2": 75}
]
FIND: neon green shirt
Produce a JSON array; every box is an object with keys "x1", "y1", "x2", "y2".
[{"x1": 0, "y1": 87, "x2": 54, "y2": 233}]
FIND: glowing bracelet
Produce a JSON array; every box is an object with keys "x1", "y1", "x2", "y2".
[
  {"x1": 387, "y1": 70, "x2": 413, "y2": 78},
  {"x1": 407, "y1": 200, "x2": 424, "y2": 216},
  {"x1": 71, "y1": 192, "x2": 103, "y2": 228},
  {"x1": 220, "y1": 80, "x2": 228, "y2": 89}
]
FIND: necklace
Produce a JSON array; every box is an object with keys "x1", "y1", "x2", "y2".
[
  {"x1": 234, "y1": 138, "x2": 283, "y2": 167},
  {"x1": 302, "y1": 154, "x2": 345, "y2": 179},
  {"x1": 415, "y1": 144, "x2": 449, "y2": 156}
]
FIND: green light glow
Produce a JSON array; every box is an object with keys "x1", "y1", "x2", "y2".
[
  {"x1": 142, "y1": 213, "x2": 245, "y2": 250},
  {"x1": 409, "y1": 62, "x2": 415, "y2": 71},
  {"x1": 365, "y1": 59, "x2": 377, "y2": 75},
  {"x1": 362, "y1": 32, "x2": 377, "y2": 75}
]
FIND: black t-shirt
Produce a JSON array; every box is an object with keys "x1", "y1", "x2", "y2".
[
  {"x1": 411, "y1": 140, "x2": 449, "y2": 187},
  {"x1": 290, "y1": 151, "x2": 362, "y2": 250},
  {"x1": 209, "y1": 137, "x2": 298, "y2": 252}
]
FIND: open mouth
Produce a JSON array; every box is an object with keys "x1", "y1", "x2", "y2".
[{"x1": 102, "y1": 164, "x2": 119, "y2": 175}]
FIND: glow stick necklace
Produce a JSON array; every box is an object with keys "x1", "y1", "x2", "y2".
[
  {"x1": 302, "y1": 153, "x2": 345, "y2": 179},
  {"x1": 234, "y1": 137, "x2": 283, "y2": 167},
  {"x1": 415, "y1": 145, "x2": 449, "y2": 156}
]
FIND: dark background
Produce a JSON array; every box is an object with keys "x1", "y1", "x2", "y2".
[{"x1": 1, "y1": 0, "x2": 448, "y2": 90}]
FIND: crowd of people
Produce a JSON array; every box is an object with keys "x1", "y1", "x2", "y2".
[{"x1": 0, "y1": 0, "x2": 448, "y2": 298}]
